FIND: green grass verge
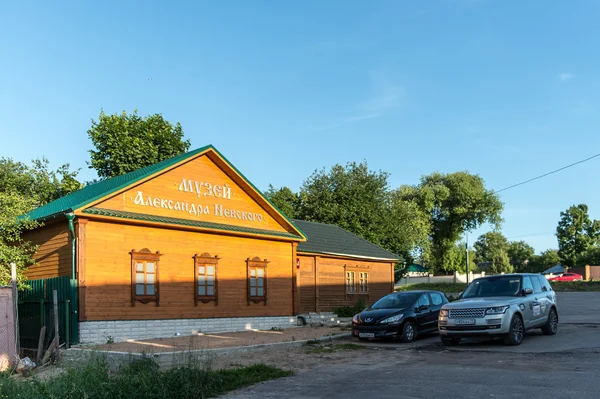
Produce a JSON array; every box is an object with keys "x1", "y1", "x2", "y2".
[
  {"x1": 0, "y1": 355, "x2": 293, "y2": 399},
  {"x1": 550, "y1": 281, "x2": 600, "y2": 292},
  {"x1": 395, "y1": 283, "x2": 468, "y2": 295}
]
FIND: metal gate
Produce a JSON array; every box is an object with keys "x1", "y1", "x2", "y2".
[{"x1": 18, "y1": 276, "x2": 79, "y2": 350}]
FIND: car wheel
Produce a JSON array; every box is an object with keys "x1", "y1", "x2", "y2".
[
  {"x1": 440, "y1": 336, "x2": 460, "y2": 346},
  {"x1": 504, "y1": 315, "x2": 524, "y2": 346},
  {"x1": 541, "y1": 308, "x2": 559, "y2": 335},
  {"x1": 399, "y1": 321, "x2": 417, "y2": 343}
]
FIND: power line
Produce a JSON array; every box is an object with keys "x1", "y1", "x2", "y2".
[{"x1": 494, "y1": 152, "x2": 600, "y2": 194}]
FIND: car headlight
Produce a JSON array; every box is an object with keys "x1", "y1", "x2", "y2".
[
  {"x1": 439, "y1": 309, "x2": 448, "y2": 317},
  {"x1": 379, "y1": 314, "x2": 403, "y2": 324},
  {"x1": 352, "y1": 314, "x2": 359, "y2": 323},
  {"x1": 485, "y1": 306, "x2": 509, "y2": 315}
]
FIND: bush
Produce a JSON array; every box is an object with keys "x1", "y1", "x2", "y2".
[{"x1": 334, "y1": 298, "x2": 367, "y2": 317}]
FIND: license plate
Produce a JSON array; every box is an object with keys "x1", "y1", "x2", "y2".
[
  {"x1": 359, "y1": 333, "x2": 375, "y2": 338},
  {"x1": 455, "y1": 319, "x2": 476, "y2": 325}
]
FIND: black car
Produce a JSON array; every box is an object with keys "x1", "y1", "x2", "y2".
[{"x1": 352, "y1": 290, "x2": 449, "y2": 342}]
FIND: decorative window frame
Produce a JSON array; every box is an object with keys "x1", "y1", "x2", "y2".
[
  {"x1": 130, "y1": 248, "x2": 162, "y2": 306},
  {"x1": 246, "y1": 257, "x2": 268, "y2": 305},
  {"x1": 194, "y1": 252, "x2": 220, "y2": 305},
  {"x1": 344, "y1": 264, "x2": 371, "y2": 296}
]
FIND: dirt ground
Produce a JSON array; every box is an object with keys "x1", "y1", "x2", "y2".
[
  {"x1": 209, "y1": 337, "x2": 391, "y2": 374},
  {"x1": 85, "y1": 325, "x2": 349, "y2": 353}
]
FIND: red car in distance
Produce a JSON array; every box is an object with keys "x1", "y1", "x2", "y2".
[{"x1": 548, "y1": 272, "x2": 583, "y2": 282}]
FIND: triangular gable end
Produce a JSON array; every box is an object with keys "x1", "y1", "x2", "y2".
[{"x1": 75, "y1": 146, "x2": 305, "y2": 241}]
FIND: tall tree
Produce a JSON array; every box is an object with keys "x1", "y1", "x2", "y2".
[
  {"x1": 294, "y1": 162, "x2": 430, "y2": 259},
  {"x1": 474, "y1": 231, "x2": 509, "y2": 263},
  {"x1": 264, "y1": 185, "x2": 300, "y2": 219},
  {"x1": 489, "y1": 248, "x2": 513, "y2": 274},
  {"x1": 0, "y1": 157, "x2": 81, "y2": 207},
  {"x1": 400, "y1": 172, "x2": 503, "y2": 273},
  {"x1": 0, "y1": 158, "x2": 81, "y2": 286},
  {"x1": 577, "y1": 247, "x2": 600, "y2": 267},
  {"x1": 525, "y1": 249, "x2": 561, "y2": 273},
  {"x1": 556, "y1": 204, "x2": 600, "y2": 267},
  {"x1": 0, "y1": 192, "x2": 39, "y2": 287},
  {"x1": 507, "y1": 240, "x2": 535, "y2": 272},
  {"x1": 88, "y1": 110, "x2": 191, "y2": 179}
]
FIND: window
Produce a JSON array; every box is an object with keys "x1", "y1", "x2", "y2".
[
  {"x1": 430, "y1": 292, "x2": 444, "y2": 306},
  {"x1": 194, "y1": 253, "x2": 219, "y2": 305},
  {"x1": 130, "y1": 248, "x2": 161, "y2": 306},
  {"x1": 346, "y1": 271, "x2": 356, "y2": 293},
  {"x1": 537, "y1": 276, "x2": 552, "y2": 292},
  {"x1": 416, "y1": 294, "x2": 431, "y2": 309},
  {"x1": 531, "y1": 276, "x2": 543, "y2": 294},
  {"x1": 247, "y1": 257, "x2": 268, "y2": 304},
  {"x1": 522, "y1": 276, "x2": 534, "y2": 293},
  {"x1": 358, "y1": 272, "x2": 369, "y2": 293}
]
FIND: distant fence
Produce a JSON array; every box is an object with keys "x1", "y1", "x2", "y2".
[
  {"x1": 395, "y1": 271, "x2": 488, "y2": 288},
  {"x1": 568, "y1": 265, "x2": 600, "y2": 281}
]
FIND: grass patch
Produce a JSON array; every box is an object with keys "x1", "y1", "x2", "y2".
[
  {"x1": 0, "y1": 355, "x2": 292, "y2": 399},
  {"x1": 396, "y1": 283, "x2": 468, "y2": 296},
  {"x1": 550, "y1": 281, "x2": 600, "y2": 292},
  {"x1": 303, "y1": 343, "x2": 367, "y2": 354}
]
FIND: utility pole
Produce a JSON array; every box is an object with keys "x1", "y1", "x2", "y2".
[{"x1": 465, "y1": 234, "x2": 469, "y2": 285}]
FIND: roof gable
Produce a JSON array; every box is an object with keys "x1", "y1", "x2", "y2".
[
  {"x1": 25, "y1": 145, "x2": 304, "y2": 240},
  {"x1": 293, "y1": 219, "x2": 399, "y2": 261}
]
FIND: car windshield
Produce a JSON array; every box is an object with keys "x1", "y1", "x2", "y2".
[
  {"x1": 462, "y1": 276, "x2": 522, "y2": 298},
  {"x1": 370, "y1": 293, "x2": 419, "y2": 309}
]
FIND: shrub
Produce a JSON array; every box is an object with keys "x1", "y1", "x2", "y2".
[{"x1": 334, "y1": 298, "x2": 367, "y2": 317}]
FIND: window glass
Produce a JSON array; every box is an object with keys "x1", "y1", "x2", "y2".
[
  {"x1": 371, "y1": 293, "x2": 418, "y2": 309},
  {"x1": 430, "y1": 293, "x2": 444, "y2": 306},
  {"x1": 462, "y1": 276, "x2": 521, "y2": 298},
  {"x1": 416, "y1": 294, "x2": 431, "y2": 308},
  {"x1": 532, "y1": 276, "x2": 543, "y2": 294},
  {"x1": 522, "y1": 276, "x2": 534, "y2": 293},
  {"x1": 537, "y1": 276, "x2": 552, "y2": 291}
]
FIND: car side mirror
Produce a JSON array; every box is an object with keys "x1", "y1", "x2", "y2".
[
  {"x1": 523, "y1": 288, "x2": 533, "y2": 295},
  {"x1": 416, "y1": 305, "x2": 428, "y2": 312}
]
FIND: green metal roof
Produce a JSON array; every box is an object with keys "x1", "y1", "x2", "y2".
[
  {"x1": 23, "y1": 145, "x2": 305, "y2": 240},
  {"x1": 293, "y1": 219, "x2": 400, "y2": 261},
  {"x1": 407, "y1": 264, "x2": 428, "y2": 273},
  {"x1": 83, "y1": 208, "x2": 302, "y2": 239},
  {"x1": 25, "y1": 145, "x2": 213, "y2": 222}
]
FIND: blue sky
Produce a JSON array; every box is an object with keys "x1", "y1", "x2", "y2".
[{"x1": 2, "y1": 0, "x2": 599, "y2": 252}]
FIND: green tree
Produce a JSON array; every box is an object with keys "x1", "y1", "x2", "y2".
[
  {"x1": 295, "y1": 162, "x2": 430, "y2": 259},
  {"x1": 0, "y1": 157, "x2": 81, "y2": 207},
  {"x1": 474, "y1": 231, "x2": 509, "y2": 263},
  {"x1": 507, "y1": 241, "x2": 535, "y2": 272},
  {"x1": 577, "y1": 247, "x2": 600, "y2": 267},
  {"x1": 88, "y1": 110, "x2": 191, "y2": 179},
  {"x1": 264, "y1": 185, "x2": 300, "y2": 219},
  {"x1": 489, "y1": 248, "x2": 513, "y2": 274},
  {"x1": 0, "y1": 158, "x2": 81, "y2": 285},
  {"x1": 400, "y1": 171, "x2": 503, "y2": 273},
  {"x1": 0, "y1": 192, "x2": 39, "y2": 287},
  {"x1": 556, "y1": 204, "x2": 600, "y2": 267},
  {"x1": 525, "y1": 249, "x2": 561, "y2": 273}
]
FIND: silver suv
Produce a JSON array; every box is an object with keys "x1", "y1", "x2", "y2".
[{"x1": 438, "y1": 274, "x2": 558, "y2": 346}]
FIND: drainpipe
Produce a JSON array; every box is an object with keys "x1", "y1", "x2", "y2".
[{"x1": 66, "y1": 212, "x2": 76, "y2": 280}]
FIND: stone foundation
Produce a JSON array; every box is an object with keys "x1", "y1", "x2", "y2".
[{"x1": 79, "y1": 316, "x2": 298, "y2": 344}]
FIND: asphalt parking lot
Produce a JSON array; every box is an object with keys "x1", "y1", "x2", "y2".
[{"x1": 223, "y1": 292, "x2": 600, "y2": 399}]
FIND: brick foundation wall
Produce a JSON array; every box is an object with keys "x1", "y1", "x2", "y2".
[{"x1": 79, "y1": 316, "x2": 297, "y2": 344}]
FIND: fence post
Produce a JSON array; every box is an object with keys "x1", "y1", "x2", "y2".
[
  {"x1": 481, "y1": 271, "x2": 486, "y2": 277},
  {"x1": 65, "y1": 300, "x2": 70, "y2": 348},
  {"x1": 10, "y1": 263, "x2": 20, "y2": 356},
  {"x1": 453, "y1": 271, "x2": 457, "y2": 284},
  {"x1": 53, "y1": 290, "x2": 60, "y2": 361}
]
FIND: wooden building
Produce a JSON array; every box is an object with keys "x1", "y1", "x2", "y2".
[{"x1": 22, "y1": 145, "x2": 398, "y2": 343}]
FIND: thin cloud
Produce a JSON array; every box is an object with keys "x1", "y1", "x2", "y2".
[
  {"x1": 558, "y1": 72, "x2": 574, "y2": 81},
  {"x1": 307, "y1": 73, "x2": 407, "y2": 132}
]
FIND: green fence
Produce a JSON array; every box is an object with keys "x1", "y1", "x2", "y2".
[{"x1": 18, "y1": 276, "x2": 79, "y2": 350}]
